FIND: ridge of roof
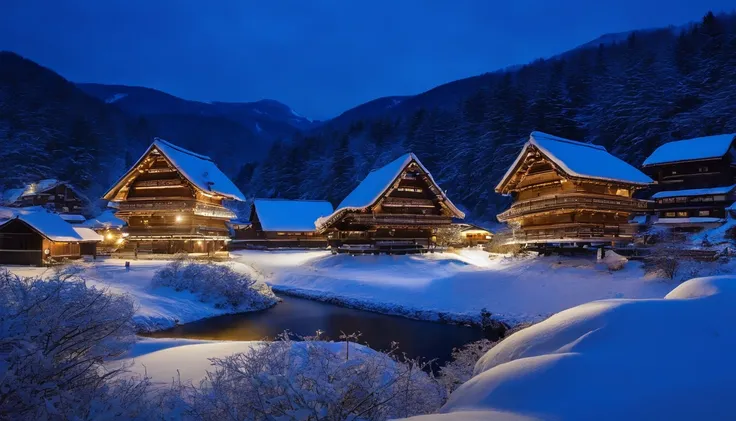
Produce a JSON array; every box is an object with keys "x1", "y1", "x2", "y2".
[{"x1": 153, "y1": 137, "x2": 212, "y2": 161}]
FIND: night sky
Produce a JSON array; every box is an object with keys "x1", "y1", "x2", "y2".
[{"x1": 1, "y1": 0, "x2": 733, "y2": 119}]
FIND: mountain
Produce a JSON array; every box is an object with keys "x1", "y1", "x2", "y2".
[
  {"x1": 77, "y1": 83, "x2": 319, "y2": 136},
  {"x1": 0, "y1": 51, "x2": 151, "y2": 206},
  {"x1": 244, "y1": 11, "x2": 736, "y2": 225}
]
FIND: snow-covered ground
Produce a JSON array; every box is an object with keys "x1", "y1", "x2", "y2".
[
  {"x1": 405, "y1": 275, "x2": 736, "y2": 421},
  {"x1": 4, "y1": 258, "x2": 267, "y2": 331},
  {"x1": 233, "y1": 249, "x2": 675, "y2": 325}
]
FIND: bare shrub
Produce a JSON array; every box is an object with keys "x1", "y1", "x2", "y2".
[
  {"x1": 151, "y1": 260, "x2": 277, "y2": 310},
  {"x1": 170, "y1": 333, "x2": 446, "y2": 420},
  {"x1": 485, "y1": 229, "x2": 523, "y2": 255},
  {"x1": 0, "y1": 268, "x2": 151, "y2": 419}
]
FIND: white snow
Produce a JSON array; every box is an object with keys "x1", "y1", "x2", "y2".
[
  {"x1": 643, "y1": 133, "x2": 736, "y2": 167},
  {"x1": 655, "y1": 217, "x2": 725, "y2": 224},
  {"x1": 153, "y1": 138, "x2": 245, "y2": 201},
  {"x1": 498, "y1": 132, "x2": 652, "y2": 192},
  {"x1": 232, "y1": 249, "x2": 674, "y2": 325},
  {"x1": 105, "y1": 93, "x2": 128, "y2": 104},
  {"x1": 59, "y1": 213, "x2": 87, "y2": 223},
  {"x1": 1, "y1": 188, "x2": 24, "y2": 205},
  {"x1": 253, "y1": 198, "x2": 333, "y2": 232},
  {"x1": 82, "y1": 210, "x2": 126, "y2": 229},
  {"x1": 4, "y1": 258, "x2": 266, "y2": 331},
  {"x1": 651, "y1": 184, "x2": 736, "y2": 199},
  {"x1": 5, "y1": 209, "x2": 83, "y2": 242},
  {"x1": 317, "y1": 153, "x2": 464, "y2": 229},
  {"x1": 407, "y1": 275, "x2": 736, "y2": 421},
  {"x1": 72, "y1": 227, "x2": 103, "y2": 242}
]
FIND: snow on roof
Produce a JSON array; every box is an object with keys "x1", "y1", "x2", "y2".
[
  {"x1": 12, "y1": 210, "x2": 83, "y2": 242},
  {"x1": 497, "y1": 132, "x2": 653, "y2": 192},
  {"x1": 72, "y1": 227, "x2": 104, "y2": 242},
  {"x1": 642, "y1": 133, "x2": 736, "y2": 167},
  {"x1": 153, "y1": 139, "x2": 245, "y2": 201},
  {"x1": 654, "y1": 217, "x2": 725, "y2": 225},
  {"x1": 317, "y1": 153, "x2": 464, "y2": 229},
  {"x1": 82, "y1": 210, "x2": 126, "y2": 229},
  {"x1": 21, "y1": 179, "x2": 62, "y2": 197},
  {"x1": 253, "y1": 199, "x2": 333, "y2": 232},
  {"x1": 1, "y1": 188, "x2": 24, "y2": 205},
  {"x1": 415, "y1": 276, "x2": 736, "y2": 421},
  {"x1": 59, "y1": 214, "x2": 87, "y2": 223},
  {"x1": 651, "y1": 184, "x2": 736, "y2": 199}
]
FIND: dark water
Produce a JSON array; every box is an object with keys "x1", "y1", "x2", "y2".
[{"x1": 144, "y1": 295, "x2": 499, "y2": 365}]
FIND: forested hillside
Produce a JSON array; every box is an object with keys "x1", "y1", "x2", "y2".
[
  {"x1": 242, "y1": 12, "x2": 736, "y2": 224},
  {"x1": 0, "y1": 52, "x2": 151, "y2": 204}
]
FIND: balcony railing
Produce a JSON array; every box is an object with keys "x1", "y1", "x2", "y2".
[
  {"x1": 348, "y1": 213, "x2": 452, "y2": 226},
  {"x1": 506, "y1": 223, "x2": 638, "y2": 244},
  {"x1": 382, "y1": 197, "x2": 436, "y2": 208},
  {"x1": 498, "y1": 194, "x2": 649, "y2": 222}
]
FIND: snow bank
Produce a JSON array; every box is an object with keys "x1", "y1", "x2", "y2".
[
  {"x1": 407, "y1": 276, "x2": 736, "y2": 421},
  {"x1": 3, "y1": 259, "x2": 272, "y2": 332},
  {"x1": 233, "y1": 250, "x2": 673, "y2": 326}
]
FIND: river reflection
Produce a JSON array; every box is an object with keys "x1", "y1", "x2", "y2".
[{"x1": 143, "y1": 295, "x2": 499, "y2": 365}]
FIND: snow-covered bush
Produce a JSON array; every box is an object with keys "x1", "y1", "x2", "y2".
[
  {"x1": 171, "y1": 334, "x2": 446, "y2": 420},
  {"x1": 0, "y1": 268, "x2": 151, "y2": 419},
  {"x1": 438, "y1": 339, "x2": 497, "y2": 393},
  {"x1": 151, "y1": 260, "x2": 277, "y2": 310}
]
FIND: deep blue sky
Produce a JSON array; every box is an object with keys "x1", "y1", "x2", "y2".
[{"x1": 1, "y1": 1, "x2": 733, "y2": 119}]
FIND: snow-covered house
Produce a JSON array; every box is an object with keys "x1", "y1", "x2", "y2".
[
  {"x1": 316, "y1": 153, "x2": 465, "y2": 253},
  {"x1": 1, "y1": 179, "x2": 90, "y2": 218},
  {"x1": 233, "y1": 199, "x2": 334, "y2": 249},
  {"x1": 495, "y1": 132, "x2": 652, "y2": 245},
  {"x1": 102, "y1": 138, "x2": 244, "y2": 255},
  {"x1": 81, "y1": 210, "x2": 127, "y2": 254},
  {"x1": 0, "y1": 209, "x2": 97, "y2": 265},
  {"x1": 642, "y1": 133, "x2": 736, "y2": 229}
]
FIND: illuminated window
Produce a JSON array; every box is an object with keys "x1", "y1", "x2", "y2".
[
  {"x1": 398, "y1": 187, "x2": 423, "y2": 193},
  {"x1": 699, "y1": 210, "x2": 711, "y2": 216},
  {"x1": 698, "y1": 166, "x2": 709, "y2": 173},
  {"x1": 676, "y1": 211, "x2": 688, "y2": 217},
  {"x1": 664, "y1": 212, "x2": 676, "y2": 217}
]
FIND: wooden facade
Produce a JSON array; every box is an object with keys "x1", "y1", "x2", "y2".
[
  {"x1": 642, "y1": 134, "x2": 736, "y2": 229},
  {"x1": 316, "y1": 153, "x2": 465, "y2": 253},
  {"x1": 459, "y1": 224, "x2": 493, "y2": 246},
  {"x1": 232, "y1": 199, "x2": 332, "y2": 249},
  {"x1": 102, "y1": 139, "x2": 244, "y2": 256},
  {"x1": 496, "y1": 132, "x2": 652, "y2": 245},
  {"x1": 3, "y1": 179, "x2": 89, "y2": 216},
  {"x1": 0, "y1": 218, "x2": 81, "y2": 266}
]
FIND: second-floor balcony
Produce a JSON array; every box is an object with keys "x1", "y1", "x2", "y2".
[{"x1": 497, "y1": 193, "x2": 650, "y2": 222}]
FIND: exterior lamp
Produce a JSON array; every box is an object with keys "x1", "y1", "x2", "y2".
[
  {"x1": 106, "y1": 233, "x2": 114, "y2": 240},
  {"x1": 175, "y1": 215, "x2": 183, "y2": 223}
]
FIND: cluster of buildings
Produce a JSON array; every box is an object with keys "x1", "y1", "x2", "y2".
[
  {"x1": 1, "y1": 130, "x2": 733, "y2": 265},
  {"x1": 497, "y1": 131, "x2": 736, "y2": 245}
]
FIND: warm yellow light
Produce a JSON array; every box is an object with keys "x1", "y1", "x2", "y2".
[
  {"x1": 115, "y1": 238, "x2": 124, "y2": 245},
  {"x1": 106, "y1": 233, "x2": 114, "y2": 240},
  {"x1": 197, "y1": 240, "x2": 203, "y2": 245},
  {"x1": 175, "y1": 215, "x2": 183, "y2": 223}
]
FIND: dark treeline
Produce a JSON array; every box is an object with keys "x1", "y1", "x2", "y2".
[{"x1": 241, "y1": 12, "x2": 736, "y2": 224}]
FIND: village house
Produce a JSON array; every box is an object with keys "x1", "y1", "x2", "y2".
[
  {"x1": 457, "y1": 223, "x2": 494, "y2": 246},
  {"x1": 102, "y1": 138, "x2": 244, "y2": 255},
  {"x1": 81, "y1": 210, "x2": 127, "y2": 254},
  {"x1": 232, "y1": 199, "x2": 333, "y2": 249},
  {"x1": 642, "y1": 133, "x2": 736, "y2": 230},
  {"x1": 495, "y1": 132, "x2": 652, "y2": 246},
  {"x1": 2, "y1": 179, "x2": 90, "y2": 222},
  {"x1": 316, "y1": 153, "x2": 465, "y2": 253},
  {"x1": 0, "y1": 209, "x2": 101, "y2": 265}
]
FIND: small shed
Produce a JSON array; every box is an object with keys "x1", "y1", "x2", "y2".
[
  {"x1": 0, "y1": 211, "x2": 87, "y2": 265},
  {"x1": 73, "y1": 227, "x2": 104, "y2": 256}
]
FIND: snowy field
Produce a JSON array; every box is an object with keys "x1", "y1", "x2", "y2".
[
  {"x1": 4, "y1": 258, "x2": 267, "y2": 331},
  {"x1": 233, "y1": 249, "x2": 675, "y2": 325},
  {"x1": 406, "y1": 275, "x2": 736, "y2": 421}
]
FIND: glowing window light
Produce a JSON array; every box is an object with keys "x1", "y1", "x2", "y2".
[
  {"x1": 106, "y1": 233, "x2": 114, "y2": 240},
  {"x1": 175, "y1": 215, "x2": 183, "y2": 223}
]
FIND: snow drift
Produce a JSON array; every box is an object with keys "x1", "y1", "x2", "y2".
[{"x1": 406, "y1": 276, "x2": 736, "y2": 421}]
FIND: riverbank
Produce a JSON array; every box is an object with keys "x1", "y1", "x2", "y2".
[
  {"x1": 4, "y1": 258, "x2": 275, "y2": 332},
  {"x1": 233, "y1": 249, "x2": 676, "y2": 326}
]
